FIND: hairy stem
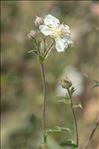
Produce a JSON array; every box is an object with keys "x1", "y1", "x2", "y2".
[
  {"x1": 67, "y1": 89, "x2": 79, "y2": 147},
  {"x1": 82, "y1": 116, "x2": 99, "y2": 149},
  {"x1": 40, "y1": 62, "x2": 47, "y2": 143}
]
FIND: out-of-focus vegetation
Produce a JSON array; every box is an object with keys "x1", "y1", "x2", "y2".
[{"x1": 1, "y1": 1, "x2": 99, "y2": 149}]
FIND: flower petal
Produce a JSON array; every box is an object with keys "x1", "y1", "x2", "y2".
[
  {"x1": 55, "y1": 38, "x2": 65, "y2": 52},
  {"x1": 44, "y1": 14, "x2": 60, "y2": 27},
  {"x1": 64, "y1": 41, "x2": 68, "y2": 49},
  {"x1": 63, "y1": 34, "x2": 73, "y2": 45},
  {"x1": 64, "y1": 25, "x2": 71, "y2": 35},
  {"x1": 39, "y1": 25, "x2": 52, "y2": 36}
]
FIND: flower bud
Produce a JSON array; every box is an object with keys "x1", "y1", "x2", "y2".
[
  {"x1": 27, "y1": 30, "x2": 36, "y2": 39},
  {"x1": 61, "y1": 76, "x2": 72, "y2": 89},
  {"x1": 35, "y1": 16, "x2": 43, "y2": 26}
]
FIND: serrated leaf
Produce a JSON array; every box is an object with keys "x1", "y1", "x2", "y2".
[
  {"x1": 46, "y1": 126, "x2": 71, "y2": 135},
  {"x1": 60, "y1": 139, "x2": 77, "y2": 148},
  {"x1": 73, "y1": 103, "x2": 83, "y2": 109}
]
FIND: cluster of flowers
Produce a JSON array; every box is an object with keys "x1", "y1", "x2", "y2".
[{"x1": 28, "y1": 14, "x2": 73, "y2": 53}]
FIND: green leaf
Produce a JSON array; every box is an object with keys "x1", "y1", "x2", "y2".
[
  {"x1": 46, "y1": 126, "x2": 71, "y2": 135},
  {"x1": 58, "y1": 99, "x2": 71, "y2": 104},
  {"x1": 28, "y1": 50, "x2": 38, "y2": 55},
  {"x1": 56, "y1": 126, "x2": 71, "y2": 133},
  {"x1": 28, "y1": 50, "x2": 34, "y2": 53},
  {"x1": 58, "y1": 96, "x2": 70, "y2": 104},
  {"x1": 70, "y1": 87, "x2": 76, "y2": 95},
  {"x1": 73, "y1": 103, "x2": 83, "y2": 109},
  {"x1": 93, "y1": 81, "x2": 99, "y2": 88},
  {"x1": 60, "y1": 139, "x2": 77, "y2": 148},
  {"x1": 58, "y1": 96, "x2": 69, "y2": 100}
]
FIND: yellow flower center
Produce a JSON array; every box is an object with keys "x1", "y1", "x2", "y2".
[{"x1": 52, "y1": 27, "x2": 64, "y2": 39}]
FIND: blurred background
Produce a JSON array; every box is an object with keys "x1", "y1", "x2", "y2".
[{"x1": 1, "y1": 1, "x2": 99, "y2": 149}]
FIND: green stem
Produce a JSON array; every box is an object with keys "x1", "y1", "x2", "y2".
[
  {"x1": 82, "y1": 116, "x2": 99, "y2": 149},
  {"x1": 40, "y1": 62, "x2": 47, "y2": 143},
  {"x1": 67, "y1": 88, "x2": 79, "y2": 147},
  {"x1": 43, "y1": 40, "x2": 54, "y2": 60}
]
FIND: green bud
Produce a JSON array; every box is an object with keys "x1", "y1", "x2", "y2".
[{"x1": 61, "y1": 76, "x2": 72, "y2": 89}]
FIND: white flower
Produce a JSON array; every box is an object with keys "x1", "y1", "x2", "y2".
[{"x1": 39, "y1": 14, "x2": 73, "y2": 52}]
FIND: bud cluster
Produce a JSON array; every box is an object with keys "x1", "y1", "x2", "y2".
[{"x1": 27, "y1": 16, "x2": 43, "y2": 39}]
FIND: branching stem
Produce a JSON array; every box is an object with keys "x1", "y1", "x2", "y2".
[{"x1": 43, "y1": 40, "x2": 54, "y2": 59}]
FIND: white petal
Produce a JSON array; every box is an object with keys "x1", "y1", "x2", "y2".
[
  {"x1": 39, "y1": 25, "x2": 52, "y2": 36},
  {"x1": 55, "y1": 39, "x2": 65, "y2": 52},
  {"x1": 63, "y1": 34, "x2": 73, "y2": 45},
  {"x1": 64, "y1": 42, "x2": 68, "y2": 49},
  {"x1": 67, "y1": 39, "x2": 73, "y2": 45},
  {"x1": 64, "y1": 25, "x2": 70, "y2": 30},
  {"x1": 44, "y1": 14, "x2": 60, "y2": 27},
  {"x1": 64, "y1": 25, "x2": 71, "y2": 34}
]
